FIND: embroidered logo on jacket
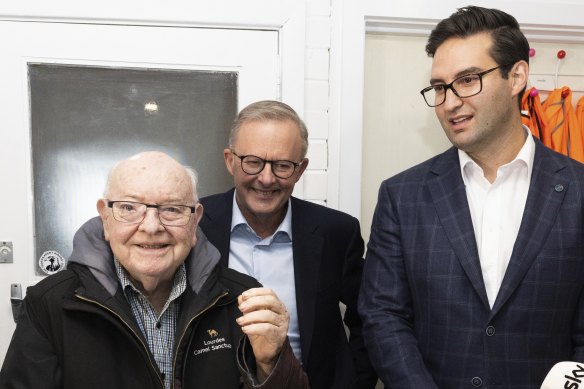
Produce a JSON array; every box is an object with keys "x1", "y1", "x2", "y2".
[{"x1": 193, "y1": 329, "x2": 232, "y2": 356}]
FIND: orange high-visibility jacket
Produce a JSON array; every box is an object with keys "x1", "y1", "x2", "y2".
[
  {"x1": 542, "y1": 87, "x2": 584, "y2": 163},
  {"x1": 522, "y1": 87, "x2": 550, "y2": 147},
  {"x1": 576, "y1": 95, "x2": 584, "y2": 152}
]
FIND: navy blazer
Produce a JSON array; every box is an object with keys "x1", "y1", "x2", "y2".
[
  {"x1": 359, "y1": 139, "x2": 584, "y2": 389},
  {"x1": 200, "y1": 189, "x2": 377, "y2": 389}
]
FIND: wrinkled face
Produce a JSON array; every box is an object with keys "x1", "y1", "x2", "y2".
[
  {"x1": 97, "y1": 153, "x2": 202, "y2": 290},
  {"x1": 224, "y1": 119, "x2": 308, "y2": 228},
  {"x1": 431, "y1": 33, "x2": 519, "y2": 154}
]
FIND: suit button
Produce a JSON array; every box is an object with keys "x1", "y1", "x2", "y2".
[
  {"x1": 485, "y1": 326, "x2": 495, "y2": 336},
  {"x1": 472, "y1": 376, "x2": 483, "y2": 387}
]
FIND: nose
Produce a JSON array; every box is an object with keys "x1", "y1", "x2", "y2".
[
  {"x1": 442, "y1": 87, "x2": 463, "y2": 110},
  {"x1": 257, "y1": 162, "x2": 278, "y2": 184},
  {"x1": 138, "y1": 208, "x2": 165, "y2": 233}
]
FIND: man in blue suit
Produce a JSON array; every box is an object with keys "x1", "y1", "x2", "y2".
[
  {"x1": 359, "y1": 6, "x2": 584, "y2": 389},
  {"x1": 199, "y1": 100, "x2": 377, "y2": 388}
]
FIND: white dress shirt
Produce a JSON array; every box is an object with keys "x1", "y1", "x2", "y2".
[{"x1": 459, "y1": 127, "x2": 535, "y2": 308}]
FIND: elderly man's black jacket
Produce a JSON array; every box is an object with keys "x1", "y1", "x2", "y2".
[{"x1": 0, "y1": 217, "x2": 308, "y2": 389}]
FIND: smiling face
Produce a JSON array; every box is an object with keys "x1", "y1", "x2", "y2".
[
  {"x1": 97, "y1": 152, "x2": 202, "y2": 293},
  {"x1": 224, "y1": 119, "x2": 308, "y2": 236},
  {"x1": 431, "y1": 33, "x2": 522, "y2": 155}
]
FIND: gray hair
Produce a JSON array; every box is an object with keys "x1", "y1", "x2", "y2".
[
  {"x1": 184, "y1": 165, "x2": 199, "y2": 203},
  {"x1": 228, "y1": 100, "x2": 309, "y2": 158}
]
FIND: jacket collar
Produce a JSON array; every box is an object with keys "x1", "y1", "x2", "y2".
[{"x1": 68, "y1": 216, "x2": 220, "y2": 296}]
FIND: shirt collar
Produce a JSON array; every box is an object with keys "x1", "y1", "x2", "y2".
[
  {"x1": 230, "y1": 190, "x2": 293, "y2": 240},
  {"x1": 115, "y1": 258, "x2": 187, "y2": 303},
  {"x1": 459, "y1": 125, "x2": 535, "y2": 184}
]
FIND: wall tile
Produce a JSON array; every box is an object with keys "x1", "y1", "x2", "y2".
[
  {"x1": 304, "y1": 110, "x2": 329, "y2": 139},
  {"x1": 306, "y1": 139, "x2": 328, "y2": 170},
  {"x1": 305, "y1": 48, "x2": 330, "y2": 80}
]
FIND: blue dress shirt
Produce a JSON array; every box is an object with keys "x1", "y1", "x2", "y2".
[{"x1": 229, "y1": 193, "x2": 302, "y2": 361}]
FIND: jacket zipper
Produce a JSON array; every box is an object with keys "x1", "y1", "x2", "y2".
[
  {"x1": 172, "y1": 290, "x2": 230, "y2": 389},
  {"x1": 74, "y1": 294, "x2": 166, "y2": 389}
]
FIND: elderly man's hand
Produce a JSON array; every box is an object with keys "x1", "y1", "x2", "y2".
[{"x1": 236, "y1": 287, "x2": 289, "y2": 381}]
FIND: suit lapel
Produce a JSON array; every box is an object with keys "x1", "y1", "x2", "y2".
[
  {"x1": 428, "y1": 148, "x2": 490, "y2": 308},
  {"x1": 491, "y1": 142, "x2": 569, "y2": 315},
  {"x1": 201, "y1": 190, "x2": 234, "y2": 268},
  {"x1": 290, "y1": 198, "x2": 323, "y2": 366}
]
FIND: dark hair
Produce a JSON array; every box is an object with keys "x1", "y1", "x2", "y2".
[{"x1": 426, "y1": 6, "x2": 529, "y2": 110}]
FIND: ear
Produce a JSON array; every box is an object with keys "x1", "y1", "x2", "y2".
[
  {"x1": 190, "y1": 203, "x2": 204, "y2": 247},
  {"x1": 96, "y1": 198, "x2": 111, "y2": 241},
  {"x1": 511, "y1": 60, "x2": 528, "y2": 95},
  {"x1": 223, "y1": 148, "x2": 235, "y2": 176},
  {"x1": 293, "y1": 158, "x2": 309, "y2": 183}
]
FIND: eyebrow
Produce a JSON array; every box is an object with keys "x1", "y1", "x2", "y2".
[{"x1": 429, "y1": 66, "x2": 484, "y2": 85}]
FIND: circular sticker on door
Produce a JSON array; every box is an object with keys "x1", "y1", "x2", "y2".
[{"x1": 38, "y1": 251, "x2": 65, "y2": 275}]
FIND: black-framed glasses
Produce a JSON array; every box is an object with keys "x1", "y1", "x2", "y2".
[
  {"x1": 107, "y1": 200, "x2": 197, "y2": 226},
  {"x1": 420, "y1": 63, "x2": 512, "y2": 107},
  {"x1": 231, "y1": 150, "x2": 303, "y2": 179}
]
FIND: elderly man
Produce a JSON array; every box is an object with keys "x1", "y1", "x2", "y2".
[
  {"x1": 199, "y1": 100, "x2": 377, "y2": 388},
  {"x1": 0, "y1": 151, "x2": 308, "y2": 389}
]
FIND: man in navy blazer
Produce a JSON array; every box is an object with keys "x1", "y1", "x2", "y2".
[
  {"x1": 359, "y1": 6, "x2": 584, "y2": 389},
  {"x1": 200, "y1": 100, "x2": 377, "y2": 388}
]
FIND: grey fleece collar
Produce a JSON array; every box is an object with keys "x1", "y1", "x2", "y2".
[{"x1": 68, "y1": 216, "x2": 221, "y2": 296}]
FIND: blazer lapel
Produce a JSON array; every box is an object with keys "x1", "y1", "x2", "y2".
[
  {"x1": 427, "y1": 148, "x2": 490, "y2": 308},
  {"x1": 290, "y1": 198, "x2": 323, "y2": 366},
  {"x1": 201, "y1": 189, "x2": 235, "y2": 268},
  {"x1": 491, "y1": 141, "x2": 569, "y2": 316}
]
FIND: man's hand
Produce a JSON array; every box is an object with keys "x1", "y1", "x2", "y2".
[{"x1": 236, "y1": 287, "x2": 289, "y2": 381}]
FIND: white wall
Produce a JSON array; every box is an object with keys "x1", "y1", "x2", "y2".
[{"x1": 361, "y1": 34, "x2": 450, "y2": 245}]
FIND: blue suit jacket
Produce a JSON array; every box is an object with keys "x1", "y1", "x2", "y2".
[
  {"x1": 359, "y1": 139, "x2": 584, "y2": 389},
  {"x1": 200, "y1": 189, "x2": 377, "y2": 389}
]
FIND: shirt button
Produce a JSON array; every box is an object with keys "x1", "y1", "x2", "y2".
[
  {"x1": 554, "y1": 184, "x2": 564, "y2": 192},
  {"x1": 485, "y1": 326, "x2": 495, "y2": 336},
  {"x1": 472, "y1": 376, "x2": 483, "y2": 387},
  {"x1": 156, "y1": 321, "x2": 162, "y2": 329}
]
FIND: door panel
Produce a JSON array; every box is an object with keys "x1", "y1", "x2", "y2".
[{"x1": 0, "y1": 20, "x2": 279, "y2": 362}]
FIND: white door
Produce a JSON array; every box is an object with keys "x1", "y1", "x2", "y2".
[{"x1": 0, "y1": 20, "x2": 280, "y2": 363}]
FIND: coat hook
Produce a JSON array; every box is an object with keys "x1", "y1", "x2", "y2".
[
  {"x1": 529, "y1": 87, "x2": 539, "y2": 97},
  {"x1": 555, "y1": 50, "x2": 566, "y2": 86}
]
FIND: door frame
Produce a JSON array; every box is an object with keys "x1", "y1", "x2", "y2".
[{"x1": 0, "y1": 0, "x2": 306, "y2": 113}]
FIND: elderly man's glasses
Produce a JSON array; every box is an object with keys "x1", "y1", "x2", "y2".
[
  {"x1": 231, "y1": 150, "x2": 303, "y2": 179},
  {"x1": 420, "y1": 64, "x2": 511, "y2": 107},
  {"x1": 107, "y1": 200, "x2": 196, "y2": 226}
]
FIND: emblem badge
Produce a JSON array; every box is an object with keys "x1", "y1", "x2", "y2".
[{"x1": 38, "y1": 250, "x2": 65, "y2": 275}]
